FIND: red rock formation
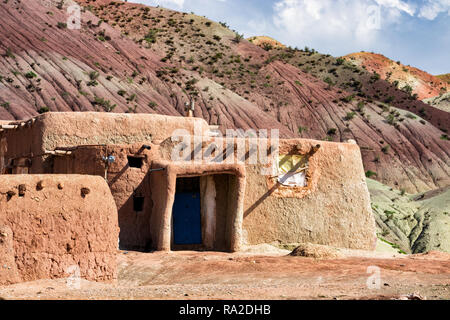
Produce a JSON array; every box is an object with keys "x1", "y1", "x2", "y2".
[
  {"x1": 437, "y1": 74, "x2": 450, "y2": 84},
  {"x1": 0, "y1": 0, "x2": 290, "y2": 135},
  {"x1": 344, "y1": 52, "x2": 449, "y2": 100},
  {"x1": 248, "y1": 36, "x2": 286, "y2": 50}
]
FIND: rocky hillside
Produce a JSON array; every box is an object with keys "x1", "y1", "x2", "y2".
[
  {"x1": 424, "y1": 93, "x2": 450, "y2": 113},
  {"x1": 0, "y1": 0, "x2": 449, "y2": 193},
  {"x1": 0, "y1": 0, "x2": 291, "y2": 133},
  {"x1": 268, "y1": 49, "x2": 449, "y2": 132},
  {"x1": 248, "y1": 36, "x2": 286, "y2": 50},
  {"x1": 437, "y1": 74, "x2": 450, "y2": 84},
  {"x1": 368, "y1": 178, "x2": 450, "y2": 254},
  {"x1": 344, "y1": 52, "x2": 449, "y2": 100}
]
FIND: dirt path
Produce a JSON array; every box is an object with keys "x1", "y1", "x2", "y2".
[{"x1": 1, "y1": 250, "x2": 449, "y2": 300}]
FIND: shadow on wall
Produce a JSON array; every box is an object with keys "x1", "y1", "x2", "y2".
[
  {"x1": 244, "y1": 183, "x2": 280, "y2": 218},
  {"x1": 116, "y1": 166, "x2": 154, "y2": 252}
]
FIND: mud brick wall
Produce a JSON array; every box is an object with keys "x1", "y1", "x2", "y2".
[{"x1": 0, "y1": 175, "x2": 119, "y2": 285}]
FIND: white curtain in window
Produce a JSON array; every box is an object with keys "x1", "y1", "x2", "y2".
[{"x1": 277, "y1": 155, "x2": 308, "y2": 187}]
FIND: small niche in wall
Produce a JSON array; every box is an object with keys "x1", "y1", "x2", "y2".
[
  {"x1": 127, "y1": 156, "x2": 143, "y2": 168},
  {"x1": 133, "y1": 196, "x2": 145, "y2": 212}
]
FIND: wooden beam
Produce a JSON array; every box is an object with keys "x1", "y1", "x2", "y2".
[
  {"x1": 44, "y1": 150, "x2": 72, "y2": 156},
  {"x1": 1, "y1": 124, "x2": 18, "y2": 129}
]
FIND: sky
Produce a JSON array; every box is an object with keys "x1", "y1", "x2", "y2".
[{"x1": 132, "y1": 0, "x2": 449, "y2": 75}]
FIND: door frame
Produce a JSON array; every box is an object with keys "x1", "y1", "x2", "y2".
[{"x1": 149, "y1": 161, "x2": 246, "y2": 252}]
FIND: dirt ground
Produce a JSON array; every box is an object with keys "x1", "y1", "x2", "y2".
[{"x1": 1, "y1": 245, "x2": 449, "y2": 300}]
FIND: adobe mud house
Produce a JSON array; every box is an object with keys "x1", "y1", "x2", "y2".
[{"x1": 0, "y1": 112, "x2": 376, "y2": 282}]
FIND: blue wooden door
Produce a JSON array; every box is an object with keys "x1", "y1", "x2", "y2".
[{"x1": 172, "y1": 192, "x2": 202, "y2": 245}]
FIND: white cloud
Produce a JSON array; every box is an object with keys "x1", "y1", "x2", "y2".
[
  {"x1": 151, "y1": 0, "x2": 185, "y2": 8},
  {"x1": 272, "y1": 0, "x2": 408, "y2": 50},
  {"x1": 418, "y1": 0, "x2": 450, "y2": 20},
  {"x1": 247, "y1": 19, "x2": 269, "y2": 34},
  {"x1": 374, "y1": 0, "x2": 416, "y2": 16},
  {"x1": 270, "y1": 0, "x2": 450, "y2": 52}
]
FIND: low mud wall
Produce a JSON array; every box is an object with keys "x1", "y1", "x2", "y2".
[{"x1": 0, "y1": 175, "x2": 119, "y2": 285}]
